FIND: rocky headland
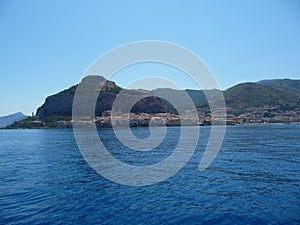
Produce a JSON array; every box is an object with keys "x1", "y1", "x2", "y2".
[{"x1": 6, "y1": 76, "x2": 300, "y2": 129}]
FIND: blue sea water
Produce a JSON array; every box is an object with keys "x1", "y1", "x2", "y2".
[{"x1": 0, "y1": 124, "x2": 299, "y2": 224}]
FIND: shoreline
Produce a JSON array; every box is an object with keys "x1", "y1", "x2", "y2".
[{"x1": 2, "y1": 121, "x2": 300, "y2": 130}]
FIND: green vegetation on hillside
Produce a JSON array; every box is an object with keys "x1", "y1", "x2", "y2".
[
  {"x1": 258, "y1": 79, "x2": 300, "y2": 95},
  {"x1": 224, "y1": 82, "x2": 300, "y2": 109}
]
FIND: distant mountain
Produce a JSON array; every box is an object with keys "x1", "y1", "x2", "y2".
[
  {"x1": 154, "y1": 79, "x2": 300, "y2": 110},
  {"x1": 224, "y1": 82, "x2": 300, "y2": 108},
  {"x1": 152, "y1": 88, "x2": 222, "y2": 110},
  {"x1": 0, "y1": 112, "x2": 28, "y2": 128},
  {"x1": 257, "y1": 79, "x2": 300, "y2": 95}
]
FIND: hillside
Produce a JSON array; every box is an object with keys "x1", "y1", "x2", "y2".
[
  {"x1": 257, "y1": 79, "x2": 300, "y2": 95},
  {"x1": 224, "y1": 82, "x2": 300, "y2": 109},
  {"x1": 152, "y1": 88, "x2": 222, "y2": 110}
]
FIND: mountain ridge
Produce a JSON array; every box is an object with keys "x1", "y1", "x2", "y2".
[
  {"x1": 5, "y1": 76, "x2": 300, "y2": 128},
  {"x1": 257, "y1": 78, "x2": 300, "y2": 95},
  {"x1": 0, "y1": 112, "x2": 28, "y2": 128},
  {"x1": 224, "y1": 82, "x2": 300, "y2": 108}
]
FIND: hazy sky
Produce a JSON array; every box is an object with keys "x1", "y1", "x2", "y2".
[{"x1": 0, "y1": 0, "x2": 299, "y2": 116}]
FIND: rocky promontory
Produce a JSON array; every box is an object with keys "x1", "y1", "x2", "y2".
[{"x1": 5, "y1": 77, "x2": 300, "y2": 129}]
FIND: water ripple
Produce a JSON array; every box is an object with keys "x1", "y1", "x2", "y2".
[{"x1": 0, "y1": 125, "x2": 299, "y2": 224}]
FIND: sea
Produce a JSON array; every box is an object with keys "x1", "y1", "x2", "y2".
[{"x1": 0, "y1": 124, "x2": 299, "y2": 224}]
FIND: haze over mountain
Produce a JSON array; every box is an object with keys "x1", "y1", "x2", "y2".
[
  {"x1": 152, "y1": 88, "x2": 222, "y2": 110},
  {"x1": 0, "y1": 112, "x2": 28, "y2": 128}
]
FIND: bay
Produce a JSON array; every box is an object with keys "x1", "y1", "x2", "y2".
[{"x1": 0, "y1": 124, "x2": 299, "y2": 224}]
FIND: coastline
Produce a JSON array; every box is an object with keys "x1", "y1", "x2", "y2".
[
  {"x1": 3, "y1": 120, "x2": 300, "y2": 130},
  {"x1": 4, "y1": 108, "x2": 300, "y2": 129}
]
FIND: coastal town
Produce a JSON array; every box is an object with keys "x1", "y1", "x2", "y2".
[
  {"x1": 44, "y1": 106, "x2": 300, "y2": 129},
  {"x1": 84, "y1": 108, "x2": 300, "y2": 127}
]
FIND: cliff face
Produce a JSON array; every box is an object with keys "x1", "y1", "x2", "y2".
[
  {"x1": 36, "y1": 75, "x2": 170, "y2": 119},
  {"x1": 36, "y1": 91, "x2": 75, "y2": 119}
]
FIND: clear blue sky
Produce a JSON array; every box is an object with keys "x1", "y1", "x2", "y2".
[{"x1": 0, "y1": 0, "x2": 299, "y2": 116}]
